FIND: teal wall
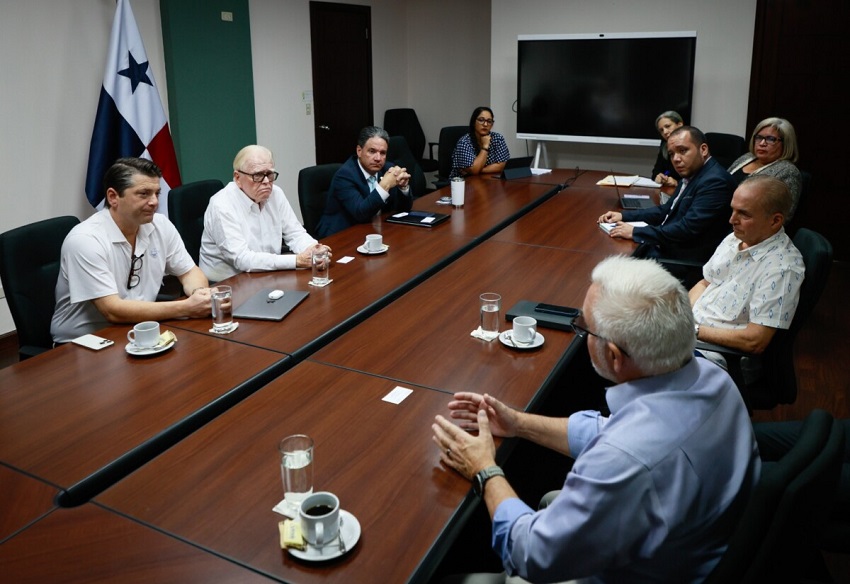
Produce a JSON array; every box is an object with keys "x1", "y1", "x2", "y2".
[{"x1": 160, "y1": 0, "x2": 256, "y2": 184}]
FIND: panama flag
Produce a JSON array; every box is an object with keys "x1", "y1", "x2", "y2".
[{"x1": 85, "y1": 0, "x2": 181, "y2": 215}]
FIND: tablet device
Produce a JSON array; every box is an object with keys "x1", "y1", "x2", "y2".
[
  {"x1": 500, "y1": 156, "x2": 534, "y2": 180},
  {"x1": 386, "y1": 210, "x2": 449, "y2": 227},
  {"x1": 233, "y1": 289, "x2": 309, "y2": 321}
]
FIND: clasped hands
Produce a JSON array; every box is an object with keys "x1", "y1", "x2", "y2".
[
  {"x1": 379, "y1": 165, "x2": 411, "y2": 191},
  {"x1": 431, "y1": 392, "x2": 518, "y2": 481},
  {"x1": 296, "y1": 243, "x2": 332, "y2": 269}
]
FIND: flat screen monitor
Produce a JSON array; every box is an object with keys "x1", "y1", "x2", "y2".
[{"x1": 517, "y1": 32, "x2": 697, "y2": 146}]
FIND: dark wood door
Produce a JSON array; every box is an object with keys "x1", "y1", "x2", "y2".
[
  {"x1": 748, "y1": 0, "x2": 850, "y2": 260},
  {"x1": 310, "y1": 2, "x2": 374, "y2": 164}
]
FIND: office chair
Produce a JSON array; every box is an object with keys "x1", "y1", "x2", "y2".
[
  {"x1": 167, "y1": 179, "x2": 223, "y2": 265},
  {"x1": 706, "y1": 132, "x2": 748, "y2": 170},
  {"x1": 694, "y1": 228, "x2": 832, "y2": 410},
  {"x1": 433, "y1": 125, "x2": 468, "y2": 190},
  {"x1": 383, "y1": 108, "x2": 439, "y2": 174},
  {"x1": 0, "y1": 215, "x2": 80, "y2": 360},
  {"x1": 705, "y1": 409, "x2": 842, "y2": 584},
  {"x1": 387, "y1": 135, "x2": 430, "y2": 197},
  {"x1": 297, "y1": 163, "x2": 342, "y2": 238}
]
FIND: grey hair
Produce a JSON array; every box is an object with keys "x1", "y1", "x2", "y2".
[
  {"x1": 103, "y1": 157, "x2": 162, "y2": 207},
  {"x1": 233, "y1": 145, "x2": 274, "y2": 171},
  {"x1": 740, "y1": 175, "x2": 793, "y2": 223},
  {"x1": 749, "y1": 117, "x2": 799, "y2": 164},
  {"x1": 655, "y1": 110, "x2": 684, "y2": 127},
  {"x1": 590, "y1": 256, "x2": 695, "y2": 376},
  {"x1": 357, "y1": 126, "x2": 390, "y2": 148}
]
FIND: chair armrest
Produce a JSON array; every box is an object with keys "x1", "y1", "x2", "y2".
[
  {"x1": 428, "y1": 141, "x2": 438, "y2": 160},
  {"x1": 656, "y1": 257, "x2": 704, "y2": 268},
  {"x1": 695, "y1": 340, "x2": 749, "y2": 358}
]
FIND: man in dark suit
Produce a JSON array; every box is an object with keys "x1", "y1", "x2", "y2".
[
  {"x1": 598, "y1": 126, "x2": 737, "y2": 263},
  {"x1": 315, "y1": 126, "x2": 413, "y2": 238}
]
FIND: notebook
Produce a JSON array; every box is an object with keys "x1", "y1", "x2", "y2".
[
  {"x1": 232, "y1": 289, "x2": 309, "y2": 321},
  {"x1": 386, "y1": 210, "x2": 450, "y2": 227}
]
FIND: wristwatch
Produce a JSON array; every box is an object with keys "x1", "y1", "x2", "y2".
[
  {"x1": 472, "y1": 465, "x2": 505, "y2": 498},
  {"x1": 694, "y1": 323, "x2": 700, "y2": 339}
]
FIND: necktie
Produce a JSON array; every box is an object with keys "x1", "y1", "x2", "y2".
[
  {"x1": 662, "y1": 178, "x2": 688, "y2": 225},
  {"x1": 368, "y1": 175, "x2": 377, "y2": 192}
]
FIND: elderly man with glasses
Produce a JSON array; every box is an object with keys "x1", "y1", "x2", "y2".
[
  {"x1": 199, "y1": 145, "x2": 330, "y2": 282},
  {"x1": 51, "y1": 157, "x2": 211, "y2": 344},
  {"x1": 432, "y1": 255, "x2": 759, "y2": 584}
]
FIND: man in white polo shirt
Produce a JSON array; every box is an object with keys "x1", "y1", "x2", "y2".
[{"x1": 51, "y1": 157, "x2": 211, "y2": 343}]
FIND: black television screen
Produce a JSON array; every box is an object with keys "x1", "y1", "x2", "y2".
[{"x1": 517, "y1": 32, "x2": 696, "y2": 146}]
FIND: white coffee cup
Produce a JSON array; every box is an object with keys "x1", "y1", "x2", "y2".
[
  {"x1": 365, "y1": 233, "x2": 383, "y2": 251},
  {"x1": 299, "y1": 491, "x2": 340, "y2": 547},
  {"x1": 451, "y1": 177, "x2": 465, "y2": 207},
  {"x1": 512, "y1": 316, "x2": 537, "y2": 344},
  {"x1": 127, "y1": 321, "x2": 160, "y2": 348}
]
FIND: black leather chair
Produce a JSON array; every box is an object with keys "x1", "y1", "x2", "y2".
[
  {"x1": 695, "y1": 228, "x2": 833, "y2": 410},
  {"x1": 387, "y1": 135, "x2": 429, "y2": 197},
  {"x1": 433, "y1": 125, "x2": 468, "y2": 190},
  {"x1": 706, "y1": 132, "x2": 748, "y2": 170},
  {"x1": 297, "y1": 163, "x2": 342, "y2": 238},
  {"x1": 383, "y1": 108, "x2": 439, "y2": 174},
  {"x1": 705, "y1": 409, "x2": 842, "y2": 584},
  {"x1": 167, "y1": 179, "x2": 223, "y2": 264},
  {"x1": 0, "y1": 216, "x2": 80, "y2": 359}
]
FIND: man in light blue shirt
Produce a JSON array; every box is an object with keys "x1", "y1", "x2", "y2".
[{"x1": 433, "y1": 256, "x2": 759, "y2": 583}]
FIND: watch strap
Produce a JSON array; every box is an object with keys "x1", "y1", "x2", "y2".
[{"x1": 473, "y1": 465, "x2": 505, "y2": 498}]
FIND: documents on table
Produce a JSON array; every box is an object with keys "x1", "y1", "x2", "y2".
[
  {"x1": 599, "y1": 221, "x2": 648, "y2": 234},
  {"x1": 596, "y1": 175, "x2": 661, "y2": 188}
]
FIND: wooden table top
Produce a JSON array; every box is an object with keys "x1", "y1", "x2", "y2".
[
  {"x1": 0, "y1": 325, "x2": 284, "y2": 504},
  {"x1": 165, "y1": 178, "x2": 558, "y2": 357},
  {"x1": 0, "y1": 465, "x2": 57, "y2": 544},
  {"x1": 0, "y1": 504, "x2": 277, "y2": 583},
  {"x1": 97, "y1": 362, "x2": 475, "y2": 584}
]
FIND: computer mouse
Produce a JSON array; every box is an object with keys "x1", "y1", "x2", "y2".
[{"x1": 268, "y1": 289, "x2": 285, "y2": 300}]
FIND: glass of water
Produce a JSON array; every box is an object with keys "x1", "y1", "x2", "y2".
[
  {"x1": 312, "y1": 248, "x2": 330, "y2": 286},
  {"x1": 211, "y1": 285, "x2": 233, "y2": 333},
  {"x1": 479, "y1": 292, "x2": 501, "y2": 335},
  {"x1": 279, "y1": 434, "x2": 314, "y2": 513}
]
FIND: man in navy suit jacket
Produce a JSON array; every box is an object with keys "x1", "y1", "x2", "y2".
[
  {"x1": 599, "y1": 126, "x2": 737, "y2": 263},
  {"x1": 315, "y1": 126, "x2": 413, "y2": 238}
]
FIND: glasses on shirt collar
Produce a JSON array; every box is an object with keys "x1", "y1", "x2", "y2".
[
  {"x1": 237, "y1": 170, "x2": 280, "y2": 183},
  {"x1": 570, "y1": 311, "x2": 631, "y2": 358},
  {"x1": 127, "y1": 253, "x2": 144, "y2": 289},
  {"x1": 754, "y1": 134, "x2": 782, "y2": 145}
]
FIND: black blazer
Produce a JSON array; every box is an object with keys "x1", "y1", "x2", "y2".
[{"x1": 623, "y1": 157, "x2": 737, "y2": 262}]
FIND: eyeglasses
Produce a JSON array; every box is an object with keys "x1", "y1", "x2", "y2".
[
  {"x1": 754, "y1": 134, "x2": 782, "y2": 145},
  {"x1": 127, "y1": 253, "x2": 144, "y2": 289},
  {"x1": 237, "y1": 170, "x2": 279, "y2": 183},
  {"x1": 476, "y1": 117, "x2": 495, "y2": 125},
  {"x1": 570, "y1": 312, "x2": 630, "y2": 358}
]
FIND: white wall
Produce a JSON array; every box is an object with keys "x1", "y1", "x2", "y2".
[{"x1": 490, "y1": 0, "x2": 757, "y2": 174}]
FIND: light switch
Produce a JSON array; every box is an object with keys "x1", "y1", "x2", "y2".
[{"x1": 221, "y1": 11, "x2": 233, "y2": 22}]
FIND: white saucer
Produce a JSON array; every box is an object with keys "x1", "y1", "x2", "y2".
[
  {"x1": 356, "y1": 244, "x2": 389, "y2": 255},
  {"x1": 125, "y1": 340, "x2": 176, "y2": 356},
  {"x1": 288, "y1": 510, "x2": 361, "y2": 561},
  {"x1": 499, "y1": 330, "x2": 544, "y2": 350}
]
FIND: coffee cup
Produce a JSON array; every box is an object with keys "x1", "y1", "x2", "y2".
[
  {"x1": 127, "y1": 321, "x2": 160, "y2": 348},
  {"x1": 512, "y1": 316, "x2": 537, "y2": 344},
  {"x1": 299, "y1": 491, "x2": 340, "y2": 547},
  {"x1": 365, "y1": 233, "x2": 383, "y2": 252}
]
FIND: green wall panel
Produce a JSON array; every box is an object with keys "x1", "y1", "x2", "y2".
[{"x1": 160, "y1": 0, "x2": 256, "y2": 184}]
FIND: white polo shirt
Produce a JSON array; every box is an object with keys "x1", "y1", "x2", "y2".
[{"x1": 50, "y1": 209, "x2": 195, "y2": 343}]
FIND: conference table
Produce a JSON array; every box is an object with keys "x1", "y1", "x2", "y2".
[
  {"x1": 1, "y1": 169, "x2": 650, "y2": 582},
  {"x1": 0, "y1": 325, "x2": 285, "y2": 505},
  {"x1": 0, "y1": 465, "x2": 57, "y2": 544}
]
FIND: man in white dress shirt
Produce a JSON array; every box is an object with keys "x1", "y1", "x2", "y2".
[
  {"x1": 691, "y1": 175, "x2": 804, "y2": 361},
  {"x1": 199, "y1": 145, "x2": 331, "y2": 282}
]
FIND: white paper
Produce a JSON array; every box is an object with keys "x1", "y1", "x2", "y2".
[
  {"x1": 531, "y1": 168, "x2": 552, "y2": 175},
  {"x1": 382, "y1": 386, "x2": 413, "y2": 404},
  {"x1": 392, "y1": 212, "x2": 409, "y2": 218},
  {"x1": 336, "y1": 256, "x2": 354, "y2": 264}
]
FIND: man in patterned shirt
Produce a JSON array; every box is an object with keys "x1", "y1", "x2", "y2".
[{"x1": 690, "y1": 175, "x2": 804, "y2": 365}]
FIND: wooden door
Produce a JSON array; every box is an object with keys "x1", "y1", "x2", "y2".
[{"x1": 310, "y1": 2, "x2": 374, "y2": 164}]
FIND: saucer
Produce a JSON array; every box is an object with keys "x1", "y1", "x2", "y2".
[
  {"x1": 499, "y1": 330, "x2": 544, "y2": 350},
  {"x1": 288, "y1": 510, "x2": 361, "y2": 561},
  {"x1": 357, "y1": 244, "x2": 389, "y2": 255},
  {"x1": 125, "y1": 339, "x2": 176, "y2": 356}
]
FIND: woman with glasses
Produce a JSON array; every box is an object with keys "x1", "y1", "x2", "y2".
[
  {"x1": 728, "y1": 117, "x2": 802, "y2": 218},
  {"x1": 450, "y1": 106, "x2": 510, "y2": 178},
  {"x1": 651, "y1": 110, "x2": 685, "y2": 188}
]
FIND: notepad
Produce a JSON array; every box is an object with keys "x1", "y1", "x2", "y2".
[{"x1": 386, "y1": 211, "x2": 449, "y2": 227}]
